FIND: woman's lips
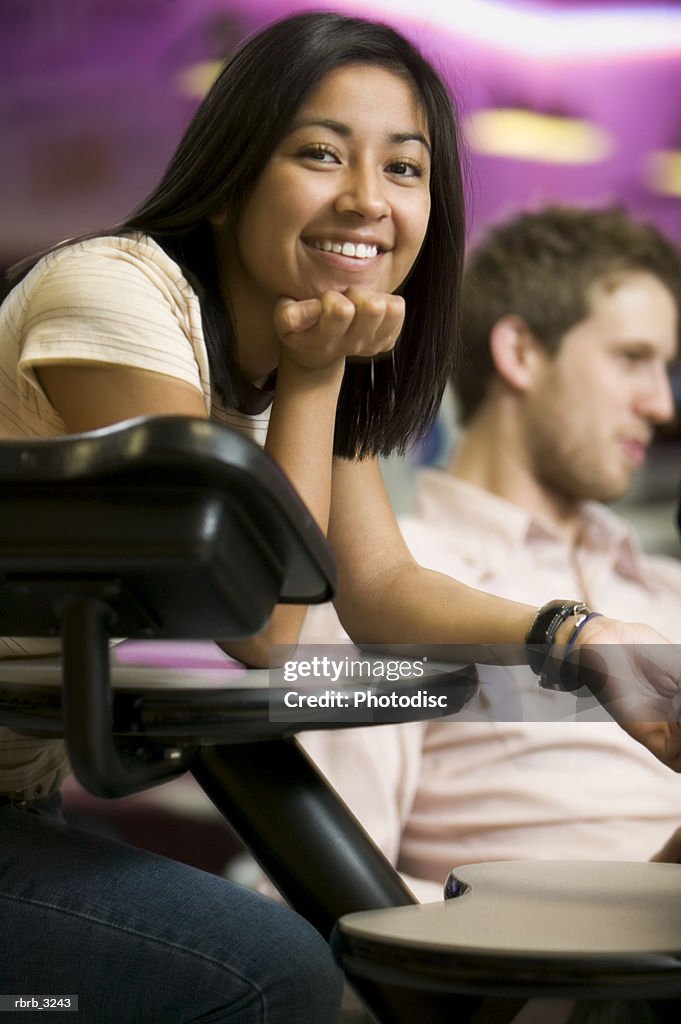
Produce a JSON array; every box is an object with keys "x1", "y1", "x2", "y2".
[
  {"x1": 310, "y1": 239, "x2": 380, "y2": 259},
  {"x1": 303, "y1": 238, "x2": 385, "y2": 269}
]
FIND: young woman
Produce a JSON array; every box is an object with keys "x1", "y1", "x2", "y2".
[{"x1": 1, "y1": 10, "x2": 679, "y2": 1023}]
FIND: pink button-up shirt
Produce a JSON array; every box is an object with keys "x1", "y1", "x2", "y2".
[{"x1": 302, "y1": 470, "x2": 681, "y2": 902}]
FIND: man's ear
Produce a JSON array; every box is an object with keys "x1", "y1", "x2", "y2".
[{"x1": 489, "y1": 315, "x2": 544, "y2": 393}]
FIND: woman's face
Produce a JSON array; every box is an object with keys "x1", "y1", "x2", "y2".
[{"x1": 216, "y1": 64, "x2": 432, "y2": 311}]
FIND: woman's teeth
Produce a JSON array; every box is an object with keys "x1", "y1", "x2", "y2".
[{"x1": 313, "y1": 240, "x2": 378, "y2": 259}]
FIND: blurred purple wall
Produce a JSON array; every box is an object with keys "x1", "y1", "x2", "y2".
[{"x1": 2, "y1": 0, "x2": 681, "y2": 262}]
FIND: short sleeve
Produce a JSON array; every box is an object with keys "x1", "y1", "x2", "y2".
[{"x1": 17, "y1": 235, "x2": 211, "y2": 408}]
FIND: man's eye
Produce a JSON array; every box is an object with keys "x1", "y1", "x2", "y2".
[{"x1": 620, "y1": 350, "x2": 647, "y2": 363}]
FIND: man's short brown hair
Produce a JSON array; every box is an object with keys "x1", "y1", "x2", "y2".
[{"x1": 455, "y1": 206, "x2": 681, "y2": 423}]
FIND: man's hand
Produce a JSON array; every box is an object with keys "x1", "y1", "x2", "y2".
[{"x1": 274, "y1": 287, "x2": 404, "y2": 372}]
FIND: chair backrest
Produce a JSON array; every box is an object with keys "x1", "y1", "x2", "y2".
[
  {"x1": 0, "y1": 415, "x2": 337, "y2": 641},
  {"x1": 0, "y1": 416, "x2": 338, "y2": 795}
]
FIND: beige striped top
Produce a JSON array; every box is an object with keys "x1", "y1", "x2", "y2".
[{"x1": 0, "y1": 233, "x2": 272, "y2": 799}]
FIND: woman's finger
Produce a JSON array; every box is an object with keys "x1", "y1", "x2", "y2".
[{"x1": 274, "y1": 297, "x2": 323, "y2": 335}]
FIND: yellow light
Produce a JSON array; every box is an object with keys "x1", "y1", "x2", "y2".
[
  {"x1": 466, "y1": 108, "x2": 614, "y2": 165},
  {"x1": 175, "y1": 60, "x2": 225, "y2": 99},
  {"x1": 646, "y1": 150, "x2": 681, "y2": 197}
]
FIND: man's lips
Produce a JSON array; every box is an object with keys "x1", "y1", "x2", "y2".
[{"x1": 621, "y1": 439, "x2": 648, "y2": 465}]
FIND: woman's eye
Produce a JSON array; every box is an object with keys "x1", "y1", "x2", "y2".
[
  {"x1": 300, "y1": 145, "x2": 339, "y2": 163},
  {"x1": 387, "y1": 160, "x2": 423, "y2": 178}
]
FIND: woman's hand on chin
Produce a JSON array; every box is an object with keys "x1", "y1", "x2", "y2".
[{"x1": 274, "y1": 287, "x2": 404, "y2": 372}]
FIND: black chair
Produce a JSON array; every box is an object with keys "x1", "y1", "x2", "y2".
[
  {"x1": 1, "y1": 416, "x2": 680, "y2": 1024},
  {"x1": 0, "y1": 416, "x2": 476, "y2": 1022}
]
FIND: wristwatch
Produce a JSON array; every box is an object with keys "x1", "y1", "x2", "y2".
[{"x1": 525, "y1": 599, "x2": 591, "y2": 690}]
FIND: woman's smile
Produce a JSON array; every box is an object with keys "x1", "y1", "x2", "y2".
[
  {"x1": 300, "y1": 235, "x2": 386, "y2": 285},
  {"x1": 306, "y1": 238, "x2": 381, "y2": 260},
  {"x1": 215, "y1": 64, "x2": 431, "y2": 312}
]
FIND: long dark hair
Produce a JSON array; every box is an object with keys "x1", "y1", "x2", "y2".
[{"x1": 18, "y1": 12, "x2": 467, "y2": 458}]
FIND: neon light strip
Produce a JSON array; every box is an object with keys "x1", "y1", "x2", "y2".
[{"x1": 314, "y1": 0, "x2": 681, "y2": 59}]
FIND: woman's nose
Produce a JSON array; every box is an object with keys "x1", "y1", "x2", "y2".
[{"x1": 334, "y1": 164, "x2": 390, "y2": 220}]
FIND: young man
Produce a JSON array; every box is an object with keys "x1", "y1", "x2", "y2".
[{"x1": 302, "y1": 205, "x2": 681, "y2": 901}]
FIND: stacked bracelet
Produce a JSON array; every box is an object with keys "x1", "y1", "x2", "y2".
[
  {"x1": 559, "y1": 611, "x2": 604, "y2": 691},
  {"x1": 525, "y1": 599, "x2": 592, "y2": 691},
  {"x1": 565, "y1": 611, "x2": 603, "y2": 658}
]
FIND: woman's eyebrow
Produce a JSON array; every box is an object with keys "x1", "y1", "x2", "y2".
[
  {"x1": 289, "y1": 117, "x2": 431, "y2": 153},
  {"x1": 391, "y1": 130, "x2": 431, "y2": 154}
]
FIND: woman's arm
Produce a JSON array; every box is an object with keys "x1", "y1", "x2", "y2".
[
  {"x1": 36, "y1": 362, "x2": 290, "y2": 668},
  {"x1": 229, "y1": 350, "x2": 346, "y2": 666},
  {"x1": 36, "y1": 363, "x2": 207, "y2": 429},
  {"x1": 36, "y1": 359, "x2": 341, "y2": 668},
  {"x1": 327, "y1": 456, "x2": 681, "y2": 769},
  {"x1": 36, "y1": 363, "x2": 681, "y2": 769},
  {"x1": 328, "y1": 455, "x2": 535, "y2": 651},
  {"x1": 231, "y1": 287, "x2": 405, "y2": 665},
  {"x1": 33, "y1": 286, "x2": 403, "y2": 669}
]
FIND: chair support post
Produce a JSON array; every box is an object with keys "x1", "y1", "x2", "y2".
[
  {"x1": 194, "y1": 737, "x2": 416, "y2": 939},
  {"x1": 60, "y1": 595, "x2": 192, "y2": 797}
]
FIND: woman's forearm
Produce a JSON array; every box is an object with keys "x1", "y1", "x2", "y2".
[{"x1": 335, "y1": 560, "x2": 537, "y2": 662}]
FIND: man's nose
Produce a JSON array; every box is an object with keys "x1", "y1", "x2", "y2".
[{"x1": 638, "y1": 364, "x2": 676, "y2": 424}]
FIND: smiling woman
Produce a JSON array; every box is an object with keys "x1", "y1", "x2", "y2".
[
  {"x1": 2, "y1": 9, "x2": 681, "y2": 1024},
  {"x1": 117, "y1": 14, "x2": 464, "y2": 462},
  {"x1": 231, "y1": 63, "x2": 431, "y2": 296},
  {"x1": 0, "y1": 12, "x2": 467, "y2": 1023},
  {"x1": 211, "y1": 64, "x2": 432, "y2": 382}
]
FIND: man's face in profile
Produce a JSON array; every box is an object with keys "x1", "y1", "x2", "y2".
[{"x1": 522, "y1": 270, "x2": 677, "y2": 505}]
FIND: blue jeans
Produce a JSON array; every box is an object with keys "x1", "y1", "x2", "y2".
[{"x1": 0, "y1": 799, "x2": 343, "y2": 1023}]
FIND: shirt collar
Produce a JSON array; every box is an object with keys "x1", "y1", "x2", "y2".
[
  {"x1": 413, "y1": 469, "x2": 649, "y2": 586},
  {"x1": 575, "y1": 500, "x2": 645, "y2": 582},
  {"x1": 236, "y1": 369, "x2": 277, "y2": 415}
]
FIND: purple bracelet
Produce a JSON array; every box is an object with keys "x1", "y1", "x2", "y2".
[
  {"x1": 559, "y1": 612, "x2": 604, "y2": 691},
  {"x1": 565, "y1": 611, "x2": 603, "y2": 658}
]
